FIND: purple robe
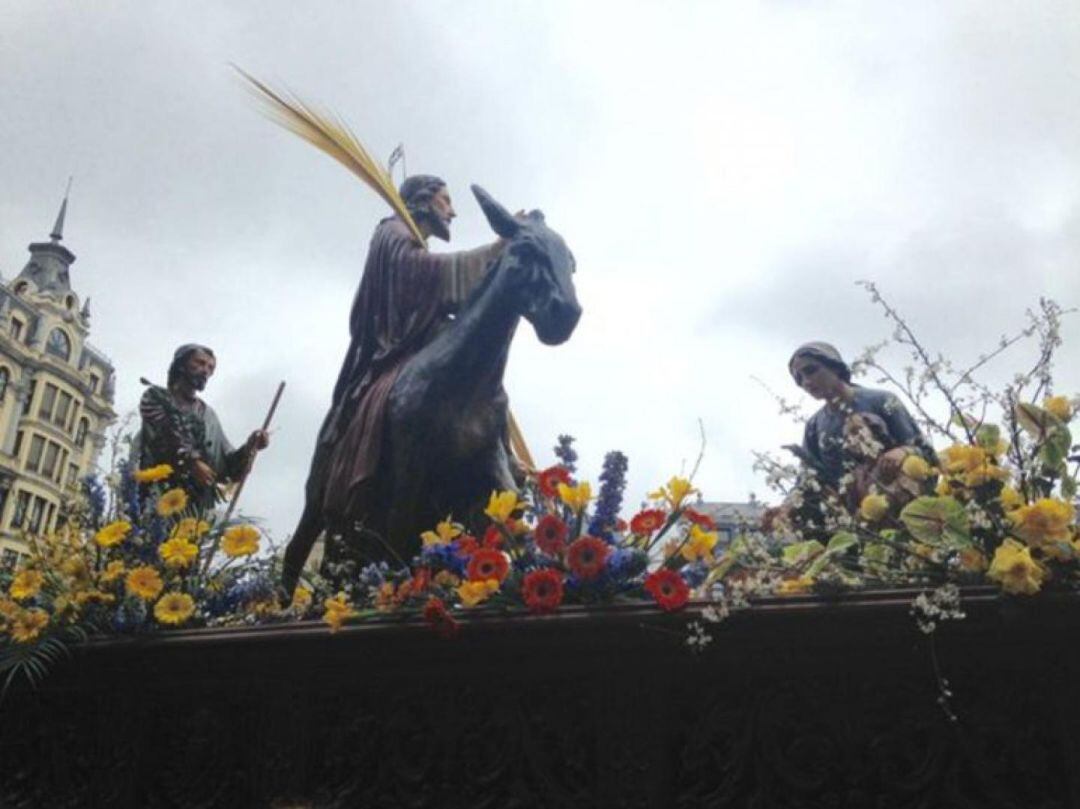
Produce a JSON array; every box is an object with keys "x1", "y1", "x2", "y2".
[{"x1": 320, "y1": 216, "x2": 497, "y2": 518}]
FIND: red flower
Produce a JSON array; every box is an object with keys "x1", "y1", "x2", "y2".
[
  {"x1": 410, "y1": 567, "x2": 431, "y2": 594},
  {"x1": 534, "y1": 515, "x2": 568, "y2": 556},
  {"x1": 522, "y1": 569, "x2": 564, "y2": 614},
  {"x1": 466, "y1": 548, "x2": 510, "y2": 582},
  {"x1": 454, "y1": 535, "x2": 479, "y2": 557},
  {"x1": 630, "y1": 509, "x2": 667, "y2": 535},
  {"x1": 683, "y1": 508, "x2": 717, "y2": 530},
  {"x1": 482, "y1": 524, "x2": 505, "y2": 549},
  {"x1": 423, "y1": 597, "x2": 459, "y2": 639},
  {"x1": 566, "y1": 536, "x2": 610, "y2": 580},
  {"x1": 537, "y1": 465, "x2": 573, "y2": 498},
  {"x1": 644, "y1": 569, "x2": 690, "y2": 612}
]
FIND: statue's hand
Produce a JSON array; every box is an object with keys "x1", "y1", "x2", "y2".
[
  {"x1": 193, "y1": 459, "x2": 217, "y2": 486},
  {"x1": 247, "y1": 429, "x2": 270, "y2": 451},
  {"x1": 878, "y1": 447, "x2": 907, "y2": 481}
]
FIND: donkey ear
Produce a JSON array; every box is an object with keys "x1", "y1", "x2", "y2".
[{"x1": 472, "y1": 184, "x2": 520, "y2": 239}]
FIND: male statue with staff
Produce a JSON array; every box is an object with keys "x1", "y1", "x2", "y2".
[{"x1": 135, "y1": 344, "x2": 271, "y2": 511}]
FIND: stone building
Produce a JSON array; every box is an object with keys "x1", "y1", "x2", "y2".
[{"x1": 0, "y1": 194, "x2": 116, "y2": 569}]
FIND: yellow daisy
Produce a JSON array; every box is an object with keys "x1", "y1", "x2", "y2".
[
  {"x1": 171, "y1": 518, "x2": 211, "y2": 540},
  {"x1": 9, "y1": 569, "x2": 44, "y2": 601},
  {"x1": 9, "y1": 608, "x2": 49, "y2": 643},
  {"x1": 125, "y1": 566, "x2": 164, "y2": 601},
  {"x1": 133, "y1": 464, "x2": 174, "y2": 483},
  {"x1": 158, "y1": 537, "x2": 199, "y2": 569},
  {"x1": 221, "y1": 524, "x2": 260, "y2": 557},
  {"x1": 153, "y1": 591, "x2": 196, "y2": 625},
  {"x1": 93, "y1": 520, "x2": 132, "y2": 548},
  {"x1": 156, "y1": 488, "x2": 189, "y2": 517}
]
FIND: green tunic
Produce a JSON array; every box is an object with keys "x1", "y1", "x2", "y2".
[{"x1": 135, "y1": 385, "x2": 249, "y2": 510}]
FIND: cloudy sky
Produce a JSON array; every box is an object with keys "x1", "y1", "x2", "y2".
[{"x1": 2, "y1": 1, "x2": 1079, "y2": 542}]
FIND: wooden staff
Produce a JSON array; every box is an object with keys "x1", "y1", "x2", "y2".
[
  {"x1": 203, "y1": 381, "x2": 285, "y2": 571},
  {"x1": 223, "y1": 381, "x2": 285, "y2": 524}
]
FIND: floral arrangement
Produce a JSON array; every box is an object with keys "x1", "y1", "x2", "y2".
[
  {"x1": 319, "y1": 446, "x2": 735, "y2": 640},
  {"x1": 0, "y1": 461, "x2": 292, "y2": 694},
  {"x1": 746, "y1": 291, "x2": 1078, "y2": 606},
  {"x1": 1, "y1": 290, "x2": 1077, "y2": 700}
]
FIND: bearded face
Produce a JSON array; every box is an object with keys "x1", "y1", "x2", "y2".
[
  {"x1": 183, "y1": 349, "x2": 216, "y2": 391},
  {"x1": 418, "y1": 185, "x2": 455, "y2": 242}
]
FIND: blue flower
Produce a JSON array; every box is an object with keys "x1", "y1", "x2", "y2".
[
  {"x1": 419, "y1": 544, "x2": 465, "y2": 576},
  {"x1": 80, "y1": 475, "x2": 107, "y2": 527},
  {"x1": 358, "y1": 561, "x2": 391, "y2": 588},
  {"x1": 607, "y1": 547, "x2": 647, "y2": 580},
  {"x1": 589, "y1": 450, "x2": 628, "y2": 538},
  {"x1": 682, "y1": 562, "x2": 709, "y2": 588},
  {"x1": 554, "y1": 434, "x2": 578, "y2": 473}
]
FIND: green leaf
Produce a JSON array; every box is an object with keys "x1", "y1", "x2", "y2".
[
  {"x1": 781, "y1": 540, "x2": 825, "y2": 567},
  {"x1": 1040, "y1": 425, "x2": 1073, "y2": 468},
  {"x1": 1016, "y1": 403, "x2": 1063, "y2": 438},
  {"x1": 899, "y1": 496, "x2": 971, "y2": 548},
  {"x1": 861, "y1": 542, "x2": 893, "y2": 565},
  {"x1": 825, "y1": 531, "x2": 859, "y2": 554},
  {"x1": 975, "y1": 424, "x2": 1001, "y2": 450},
  {"x1": 1062, "y1": 476, "x2": 1078, "y2": 500},
  {"x1": 806, "y1": 532, "x2": 859, "y2": 577}
]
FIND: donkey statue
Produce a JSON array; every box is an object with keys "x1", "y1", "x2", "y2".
[{"x1": 282, "y1": 186, "x2": 580, "y2": 594}]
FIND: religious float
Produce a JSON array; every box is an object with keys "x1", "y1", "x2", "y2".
[{"x1": 1, "y1": 72, "x2": 1078, "y2": 807}]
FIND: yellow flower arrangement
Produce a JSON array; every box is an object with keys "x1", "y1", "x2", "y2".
[
  {"x1": 221, "y1": 524, "x2": 260, "y2": 557},
  {"x1": 987, "y1": 538, "x2": 1045, "y2": 595},
  {"x1": 290, "y1": 586, "x2": 313, "y2": 611},
  {"x1": 901, "y1": 455, "x2": 933, "y2": 481},
  {"x1": 156, "y1": 488, "x2": 189, "y2": 517},
  {"x1": 557, "y1": 482, "x2": 592, "y2": 514},
  {"x1": 776, "y1": 576, "x2": 814, "y2": 596},
  {"x1": 484, "y1": 490, "x2": 519, "y2": 523},
  {"x1": 73, "y1": 589, "x2": 115, "y2": 607},
  {"x1": 153, "y1": 592, "x2": 196, "y2": 625},
  {"x1": 648, "y1": 476, "x2": 698, "y2": 511},
  {"x1": 322, "y1": 594, "x2": 357, "y2": 632},
  {"x1": 939, "y1": 444, "x2": 1009, "y2": 488},
  {"x1": 999, "y1": 486, "x2": 1025, "y2": 512},
  {"x1": 421, "y1": 517, "x2": 462, "y2": 547},
  {"x1": 1044, "y1": 395, "x2": 1073, "y2": 422},
  {"x1": 133, "y1": 464, "x2": 174, "y2": 483},
  {"x1": 9, "y1": 569, "x2": 44, "y2": 601},
  {"x1": 1009, "y1": 498, "x2": 1075, "y2": 546},
  {"x1": 859, "y1": 494, "x2": 890, "y2": 522},
  {"x1": 8, "y1": 607, "x2": 49, "y2": 643},
  {"x1": 93, "y1": 520, "x2": 132, "y2": 548},
  {"x1": 125, "y1": 566, "x2": 164, "y2": 601},
  {"x1": 171, "y1": 518, "x2": 211, "y2": 540},
  {"x1": 159, "y1": 537, "x2": 199, "y2": 569},
  {"x1": 99, "y1": 560, "x2": 126, "y2": 584},
  {"x1": 681, "y1": 524, "x2": 718, "y2": 562},
  {"x1": 457, "y1": 578, "x2": 500, "y2": 608}
]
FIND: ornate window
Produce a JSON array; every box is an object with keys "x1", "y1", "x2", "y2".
[
  {"x1": 46, "y1": 328, "x2": 71, "y2": 362},
  {"x1": 0, "y1": 367, "x2": 9, "y2": 402},
  {"x1": 75, "y1": 418, "x2": 89, "y2": 449}
]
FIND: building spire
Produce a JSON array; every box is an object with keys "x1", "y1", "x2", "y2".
[{"x1": 49, "y1": 177, "x2": 73, "y2": 242}]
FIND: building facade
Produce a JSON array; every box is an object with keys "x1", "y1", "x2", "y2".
[{"x1": 0, "y1": 195, "x2": 116, "y2": 570}]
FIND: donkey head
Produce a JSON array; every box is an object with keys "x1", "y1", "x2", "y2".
[{"x1": 472, "y1": 185, "x2": 582, "y2": 345}]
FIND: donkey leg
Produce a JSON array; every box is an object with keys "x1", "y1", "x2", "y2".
[{"x1": 281, "y1": 498, "x2": 323, "y2": 598}]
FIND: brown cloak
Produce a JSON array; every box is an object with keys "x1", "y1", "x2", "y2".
[{"x1": 320, "y1": 216, "x2": 497, "y2": 518}]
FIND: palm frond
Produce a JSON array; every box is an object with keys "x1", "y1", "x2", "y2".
[{"x1": 233, "y1": 65, "x2": 427, "y2": 245}]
